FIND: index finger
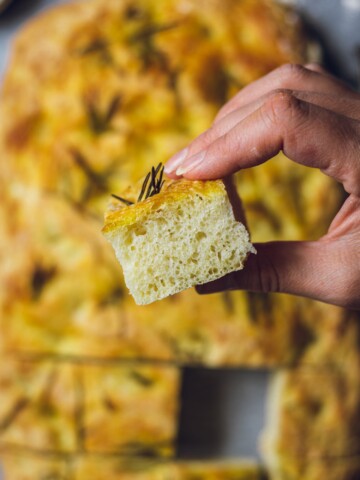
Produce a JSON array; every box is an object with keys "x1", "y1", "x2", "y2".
[
  {"x1": 177, "y1": 91, "x2": 360, "y2": 197},
  {"x1": 215, "y1": 63, "x2": 357, "y2": 123}
]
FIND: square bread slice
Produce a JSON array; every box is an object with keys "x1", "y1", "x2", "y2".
[{"x1": 102, "y1": 176, "x2": 255, "y2": 305}]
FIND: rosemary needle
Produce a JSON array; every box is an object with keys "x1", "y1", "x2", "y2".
[
  {"x1": 112, "y1": 162, "x2": 165, "y2": 206},
  {"x1": 137, "y1": 172, "x2": 151, "y2": 202},
  {"x1": 111, "y1": 194, "x2": 134, "y2": 206}
]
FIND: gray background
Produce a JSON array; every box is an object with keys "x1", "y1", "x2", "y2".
[{"x1": 0, "y1": 0, "x2": 360, "y2": 474}]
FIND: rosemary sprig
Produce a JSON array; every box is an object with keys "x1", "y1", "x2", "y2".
[
  {"x1": 111, "y1": 163, "x2": 165, "y2": 207},
  {"x1": 121, "y1": 440, "x2": 171, "y2": 458},
  {"x1": 124, "y1": 5, "x2": 143, "y2": 20},
  {"x1": 76, "y1": 38, "x2": 109, "y2": 56},
  {"x1": 137, "y1": 171, "x2": 151, "y2": 202},
  {"x1": 129, "y1": 21, "x2": 179, "y2": 72},
  {"x1": 245, "y1": 292, "x2": 273, "y2": 325},
  {"x1": 129, "y1": 21, "x2": 179, "y2": 43},
  {"x1": 75, "y1": 369, "x2": 85, "y2": 451},
  {"x1": 139, "y1": 162, "x2": 165, "y2": 202},
  {"x1": 129, "y1": 370, "x2": 155, "y2": 387},
  {"x1": 0, "y1": 397, "x2": 29, "y2": 432},
  {"x1": 222, "y1": 291, "x2": 235, "y2": 314},
  {"x1": 76, "y1": 37, "x2": 113, "y2": 65},
  {"x1": 31, "y1": 265, "x2": 57, "y2": 300},
  {"x1": 104, "y1": 95, "x2": 122, "y2": 125},
  {"x1": 111, "y1": 194, "x2": 134, "y2": 206},
  {"x1": 84, "y1": 95, "x2": 122, "y2": 134},
  {"x1": 69, "y1": 148, "x2": 108, "y2": 191},
  {"x1": 100, "y1": 285, "x2": 125, "y2": 306}
]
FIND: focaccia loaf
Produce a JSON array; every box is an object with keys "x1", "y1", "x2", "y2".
[{"x1": 102, "y1": 177, "x2": 255, "y2": 305}]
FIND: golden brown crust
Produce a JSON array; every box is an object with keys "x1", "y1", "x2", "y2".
[{"x1": 103, "y1": 178, "x2": 225, "y2": 232}]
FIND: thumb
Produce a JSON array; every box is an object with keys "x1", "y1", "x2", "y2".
[{"x1": 196, "y1": 240, "x2": 349, "y2": 307}]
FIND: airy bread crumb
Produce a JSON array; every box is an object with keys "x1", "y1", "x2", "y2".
[{"x1": 102, "y1": 178, "x2": 255, "y2": 305}]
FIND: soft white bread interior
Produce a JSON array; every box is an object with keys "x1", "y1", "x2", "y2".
[{"x1": 102, "y1": 177, "x2": 255, "y2": 305}]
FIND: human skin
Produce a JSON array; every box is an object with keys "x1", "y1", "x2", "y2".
[{"x1": 164, "y1": 64, "x2": 360, "y2": 309}]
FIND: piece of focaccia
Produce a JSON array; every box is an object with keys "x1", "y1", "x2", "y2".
[
  {"x1": 0, "y1": 451, "x2": 71, "y2": 480},
  {"x1": 0, "y1": 358, "x2": 180, "y2": 459},
  {"x1": 261, "y1": 365, "x2": 360, "y2": 479},
  {"x1": 103, "y1": 174, "x2": 255, "y2": 305},
  {"x1": 0, "y1": 358, "x2": 79, "y2": 453},
  {"x1": 80, "y1": 362, "x2": 180, "y2": 457}
]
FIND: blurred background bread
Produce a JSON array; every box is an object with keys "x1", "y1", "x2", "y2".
[{"x1": 1, "y1": 0, "x2": 360, "y2": 479}]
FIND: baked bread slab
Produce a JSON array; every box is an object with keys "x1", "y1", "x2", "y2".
[
  {"x1": 261, "y1": 364, "x2": 360, "y2": 479},
  {"x1": 1, "y1": 451, "x2": 71, "y2": 480},
  {"x1": 103, "y1": 178, "x2": 255, "y2": 305},
  {"x1": 80, "y1": 362, "x2": 180, "y2": 456},
  {"x1": 0, "y1": 358, "x2": 180, "y2": 460},
  {"x1": 0, "y1": 358, "x2": 79, "y2": 453}
]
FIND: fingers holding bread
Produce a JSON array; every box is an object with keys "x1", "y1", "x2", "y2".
[
  {"x1": 165, "y1": 64, "x2": 360, "y2": 194},
  {"x1": 165, "y1": 86, "x2": 360, "y2": 180},
  {"x1": 167, "y1": 91, "x2": 360, "y2": 197}
]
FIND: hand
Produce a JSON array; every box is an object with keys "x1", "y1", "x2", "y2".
[{"x1": 165, "y1": 64, "x2": 360, "y2": 309}]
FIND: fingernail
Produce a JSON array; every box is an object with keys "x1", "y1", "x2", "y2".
[
  {"x1": 176, "y1": 150, "x2": 206, "y2": 176},
  {"x1": 164, "y1": 147, "x2": 188, "y2": 174}
]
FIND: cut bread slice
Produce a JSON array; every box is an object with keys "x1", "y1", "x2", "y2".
[{"x1": 102, "y1": 174, "x2": 255, "y2": 305}]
